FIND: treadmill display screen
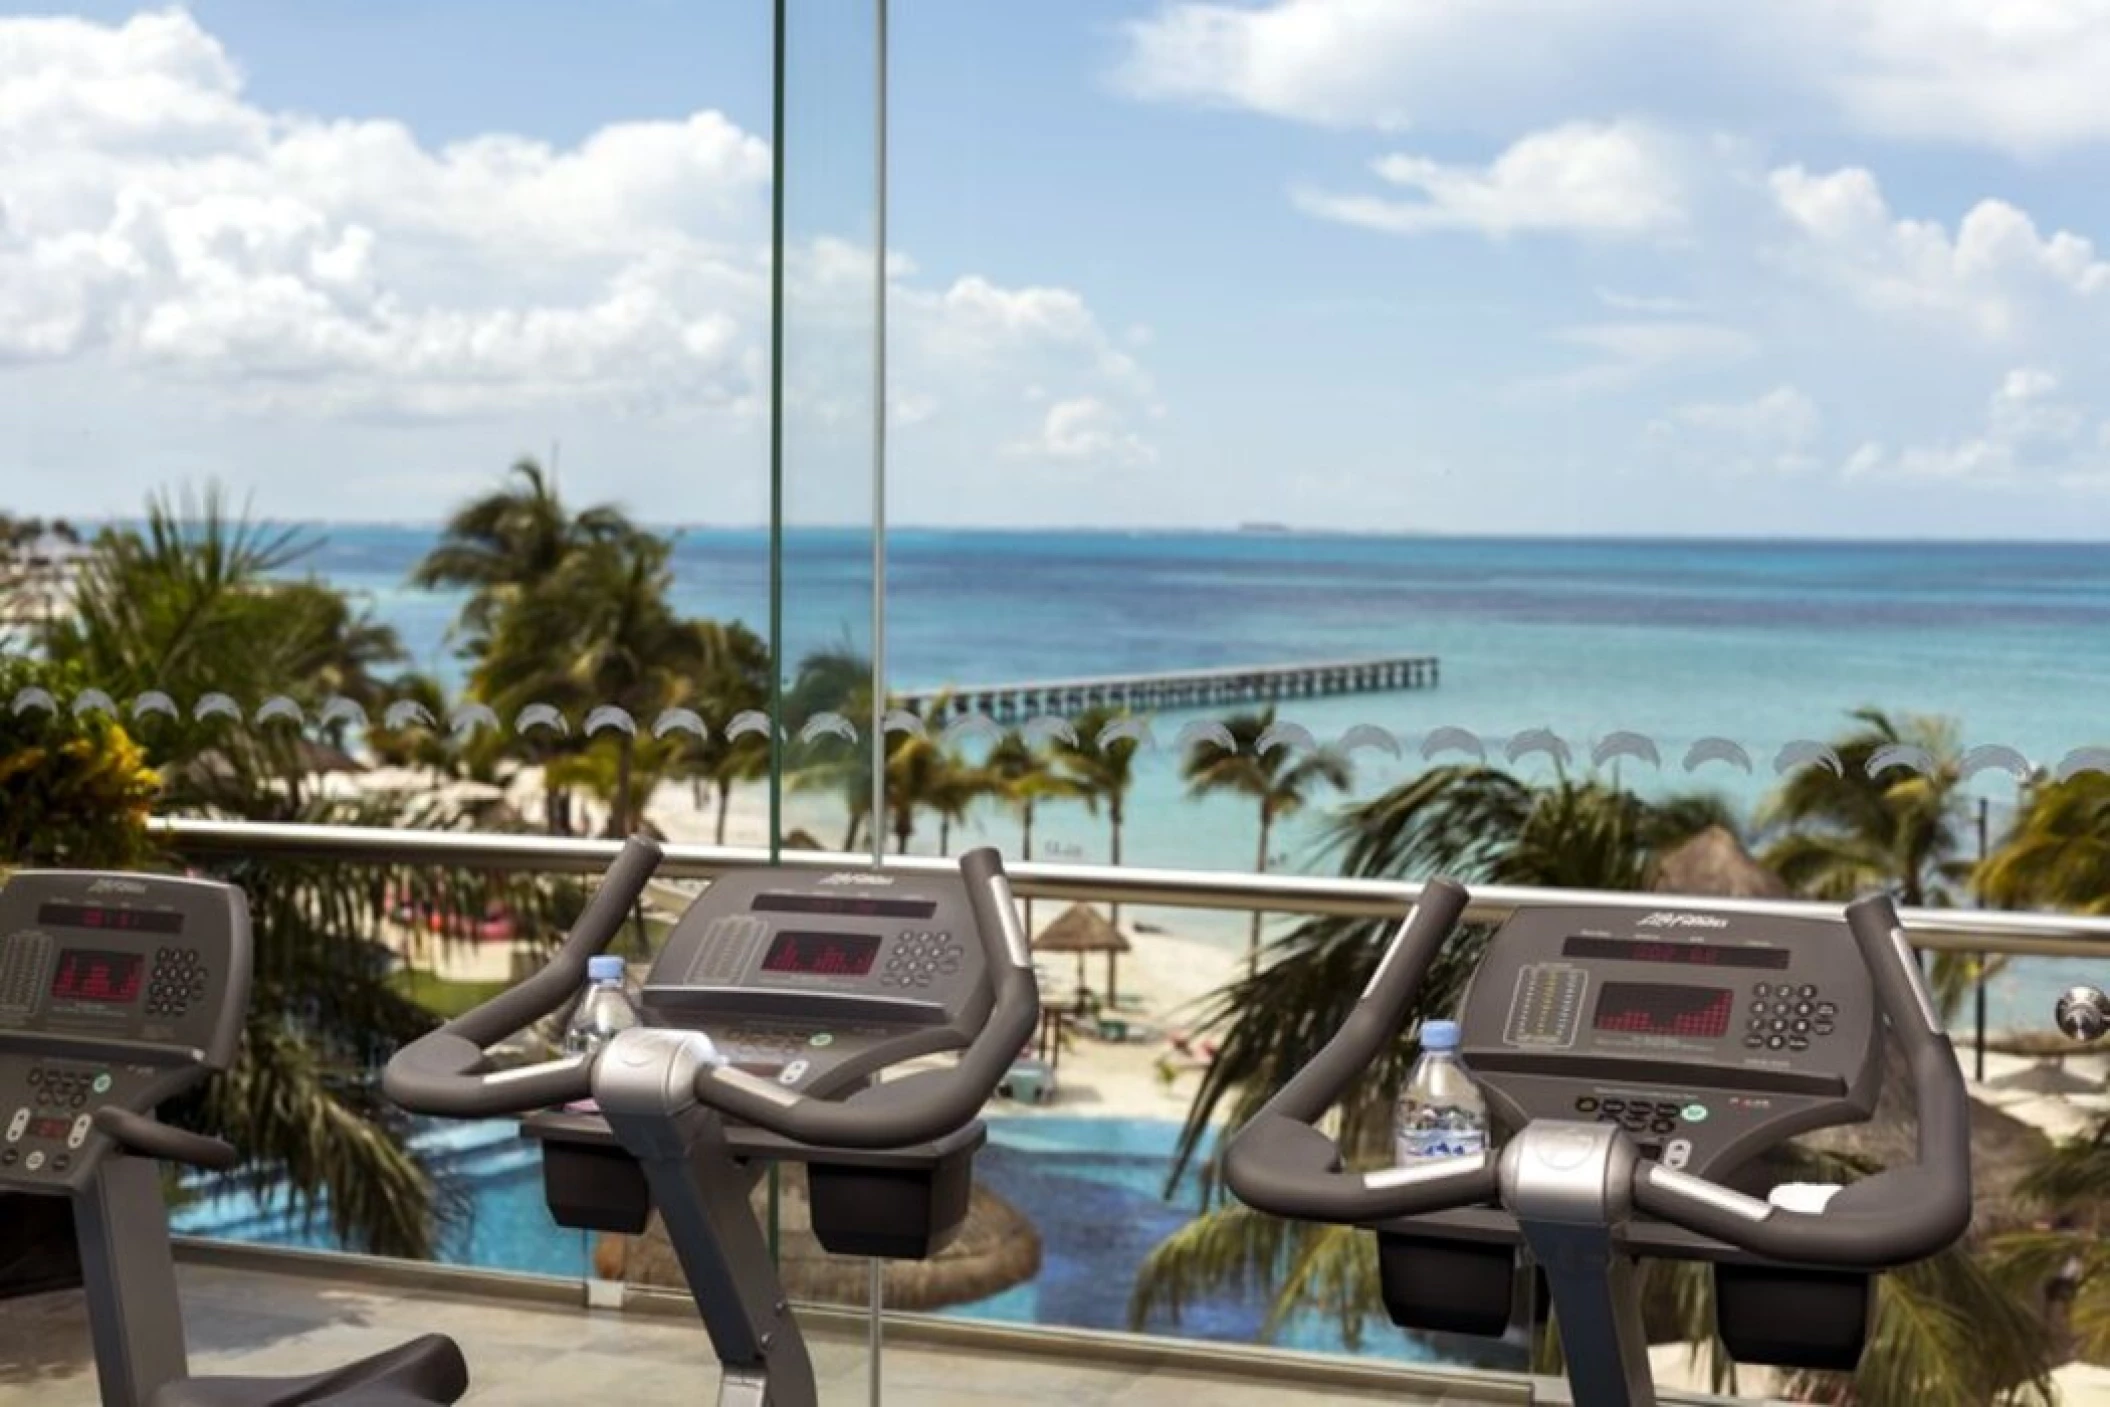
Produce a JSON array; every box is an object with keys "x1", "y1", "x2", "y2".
[
  {"x1": 1592, "y1": 982, "x2": 1733, "y2": 1038},
  {"x1": 760, "y1": 931, "x2": 882, "y2": 977},
  {"x1": 49, "y1": 949, "x2": 144, "y2": 1005},
  {"x1": 38, "y1": 903, "x2": 184, "y2": 935},
  {"x1": 1563, "y1": 936, "x2": 1789, "y2": 970},
  {"x1": 753, "y1": 893, "x2": 937, "y2": 920}
]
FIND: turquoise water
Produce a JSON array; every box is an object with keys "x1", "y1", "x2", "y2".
[
  {"x1": 172, "y1": 1115, "x2": 1519, "y2": 1369},
  {"x1": 287, "y1": 525, "x2": 2110, "y2": 1033}
]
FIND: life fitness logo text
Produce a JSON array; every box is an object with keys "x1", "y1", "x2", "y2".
[
  {"x1": 818, "y1": 873, "x2": 894, "y2": 887},
  {"x1": 87, "y1": 878, "x2": 149, "y2": 896},
  {"x1": 1637, "y1": 911, "x2": 1729, "y2": 929}
]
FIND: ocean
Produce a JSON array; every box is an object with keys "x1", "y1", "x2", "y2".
[{"x1": 298, "y1": 525, "x2": 2110, "y2": 1033}]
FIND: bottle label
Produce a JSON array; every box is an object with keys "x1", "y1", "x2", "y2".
[{"x1": 1397, "y1": 1128, "x2": 1487, "y2": 1161}]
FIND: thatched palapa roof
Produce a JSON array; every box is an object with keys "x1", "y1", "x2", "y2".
[
  {"x1": 1033, "y1": 903, "x2": 1130, "y2": 956},
  {"x1": 1650, "y1": 825, "x2": 1790, "y2": 899}
]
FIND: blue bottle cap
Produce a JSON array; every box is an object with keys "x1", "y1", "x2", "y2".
[
  {"x1": 587, "y1": 955, "x2": 627, "y2": 983},
  {"x1": 1421, "y1": 1019, "x2": 1461, "y2": 1050}
]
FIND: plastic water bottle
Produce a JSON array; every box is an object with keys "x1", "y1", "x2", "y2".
[
  {"x1": 563, "y1": 955, "x2": 641, "y2": 1058},
  {"x1": 1394, "y1": 1019, "x2": 1488, "y2": 1164}
]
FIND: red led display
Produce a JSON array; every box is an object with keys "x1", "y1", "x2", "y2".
[
  {"x1": 760, "y1": 931, "x2": 881, "y2": 977},
  {"x1": 49, "y1": 949, "x2": 144, "y2": 1005},
  {"x1": 1592, "y1": 982, "x2": 1732, "y2": 1039}
]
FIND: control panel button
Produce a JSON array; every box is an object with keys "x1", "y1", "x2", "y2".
[
  {"x1": 1813, "y1": 1021, "x2": 1835, "y2": 1037},
  {"x1": 1797, "y1": 984, "x2": 1816, "y2": 1000},
  {"x1": 1650, "y1": 1117, "x2": 1676, "y2": 1134},
  {"x1": 1815, "y1": 1001, "x2": 1838, "y2": 1019},
  {"x1": 1753, "y1": 983, "x2": 1770, "y2": 998},
  {"x1": 1766, "y1": 1035, "x2": 1785, "y2": 1049},
  {"x1": 1681, "y1": 1104, "x2": 1708, "y2": 1123},
  {"x1": 1744, "y1": 1035, "x2": 1764, "y2": 1048},
  {"x1": 24, "y1": 1151, "x2": 44, "y2": 1172},
  {"x1": 808, "y1": 1033, "x2": 834, "y2": 1048},
  {"x1": 1788, "y1": 1035, "x2": 1810, "y2": 1051},
  {"x1": 91, "y1": 1073, "x2": 111, "y2": 1094},
  {"x1": 778, "y1": 1059, "x2": 809, "y2": 1086},
  {"x1": 53, "y1": 1154, "x2": 69, "y2": 1172},
  {"x1": 0, "y1": 1149, "x2": 15, "y2": 1167},
  {"x1": 67, "y1": 1115, "x2": 90, "y2": 1149},
  {"x1": 1663, "y1": 1139, "x2": 1693, "y2": 1170},
  {"x1": 6, "y1": 1108, "x2": 27, "y2": 1143},
  {"x1": 1573, "y1": 1096, "x2": 1598, "y2": 1113},
  {"x1": 1600, "y1": 1099, "x2": 1624, "y2": 1114}
]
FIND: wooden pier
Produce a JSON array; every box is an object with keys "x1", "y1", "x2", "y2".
[{"x1": 897, "y1": 655, "x2": 1438, "y2": 723}]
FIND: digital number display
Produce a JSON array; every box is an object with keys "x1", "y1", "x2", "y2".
[
  {"x1": 753, "y1": 893, "x2": 937, "y2": 920},
  {"x1": 1563, "y1": 936, "x2": 1789, "y2": 970},
  {"x1": 38, "y1": 903, "x2": 184, "y2": 935},
  {"x1": 760, "y1": 931, "x2": 882, "y2": 977},
  {"x1": 1592, "y1": 982, "x2": 1733, "y2": 1039},
  {"x1": 49, "y1": 950, "x2": 144, "y2": 1005},
  {"x1": 28, "y1": 1116, "x2": 70, "y2": 1140}
]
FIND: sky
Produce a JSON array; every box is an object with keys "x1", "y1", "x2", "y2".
[{"x1": 3, "y1": 2, "x2": 2110, "y2": 538}]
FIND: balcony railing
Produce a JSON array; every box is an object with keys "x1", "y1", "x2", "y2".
[{"x1": 153, "y1": 817, "x2": 2110, "y2": 960}]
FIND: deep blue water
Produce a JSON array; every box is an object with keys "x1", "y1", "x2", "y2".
[
  {"x1": 281, "y1": 525, "x2": 2110, "y2": 1033},
  {"x1": 172, "y1": 1116, "x2": 1522, "y2": 1370}
]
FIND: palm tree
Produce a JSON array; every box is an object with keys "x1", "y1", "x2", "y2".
[
  {"x1": 1976, "y1": 771, "x2": 2110, "y2": 914},
  {"x1": 1057, "y1": 704, "x2": 1144, "y2": 928},
  {"x1": 1988, "y1": 1114, "x2": 2110, "y2": 1369},
  {"x1": 1182, "y1": 708, "x2": 1352, "y2": 971},
  {"x1": 410, "y1": 457, "x2": 631, "y2": 652},
  {"x1": 1757, "y1": 709, "x2": 1983, "y2": 1018},
  {"x1": 988, "y1": 731, "x2": 1085, "y2": 931},
  {"x1": 36, "y1": 488, "x2": 565, "y2": 1258},
  {"x1": 688, "y1": 620, "x2": 774, "y2": 845},
  {"x1": 474, "y1": 532, "x2": 702, "y2": 835},
  {"x1": 1759, "y1": 709, "x2": 1965, "y2": 908}
]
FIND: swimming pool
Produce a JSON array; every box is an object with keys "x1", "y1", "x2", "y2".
[{"x1": 172, "y1": 1115, "x2": 1524, "y2": 1370}]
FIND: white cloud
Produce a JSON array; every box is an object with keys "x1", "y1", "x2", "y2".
[
  {"x1": 1522, "y1": 321, "x2": 1757, "y2": 397},
  {"x1": 1118, "y1": 0, "x2": 2110, "y2": 153},
  {"x1": 1767, "y1": 165, "x2": 2110, "y2": 340},
  {"x1": 1005, "y1": 397, "x2": 1157, "y2": 467},
  {"x1": 1596, "y1": 288, "x2": 1699, "y2": 315},
  {"x1": 1841, "y1": 366, "x2": 2089, "y2": 482},
  {"x1": 1294, "y1": 121, "x2": 1684, "y2": 239},
  {"x1": 1648, "y1": 386, "x2": 1821, "y2": 476},
  {"x1": 0, "y1": 9, "x2": 1153, "y2": 459}
]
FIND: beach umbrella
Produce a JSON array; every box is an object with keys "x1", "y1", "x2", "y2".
[
  {"x1": 1650, "y1": 825, "x2": 1789, "y2": 899},
  {"x1": 1034, "y1": 903, "x2": 1132, "y2": 1006},
  {"x1": 604, "y1": 1165, "x2": 1041, "y2": 1311}
]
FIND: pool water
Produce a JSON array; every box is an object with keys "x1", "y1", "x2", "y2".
[{"x1": 172, "y1": 1115, "x2": 1524, "y2": 1370}]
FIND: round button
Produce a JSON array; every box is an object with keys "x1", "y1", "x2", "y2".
[
  {"x1": 1682, "y1": 1104, "x2": 1709, "y2": 1122},
  {"x1": 1749, "y1": 1001, "x2": 1766, "y2": 1014},
  {"x1": 1650, "y1": 1118, "x2": 1676, "y2": 1134},
  {"x1": 91, "y1": 1074, "x2": 110, "y2": 1094},
  {"x1": 0, "y1": 1150, "x2": 15, "y2": 1167},
  {"x1": 1792, "y1": 1018, "x2": 1810, "y2": 1034},
  {"x1": 808, "y1": 1033, "x2": 834, "y2": 1048},
  {"x1": 24, "y1": 1151, "x2": 44, "y2": 1171},
  {"x1": 1753, "y1": 983, "x2": 1770, "y2": 997},
  {"x1": 1574, "y1": 1096, "x2": 1599, "y2": 1113},
  {"x1": 1769, "y1": 1018, "x2": 1786, "y2": 1031},
  {"x1": 1766, "y1": 1035, "x2": 1785, "y2": 1050},
  {"x1": 1797, "y1": 984, "x2": 1816, "y2": 1000},
  {"x1": 52, "y1": 1154, "x2": 69, "y2": 1172}
]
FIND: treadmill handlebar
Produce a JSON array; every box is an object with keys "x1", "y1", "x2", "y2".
[
  {"x1": 689, "y1": 846, "x2": 1040, "y2": 1149},
  {"x1": 1632, "y1": 892, "x2": 1975, "y2": 1268},
  {"x1": 382, "y1": 836, "x2": 663, "y2": 1117},
  {"x1": 1223, "y1": 879, "x2": 1489, "y2": 1222},
  {"x1": 94, "y1": 1106, "x2": 240, "y2": 1172}
]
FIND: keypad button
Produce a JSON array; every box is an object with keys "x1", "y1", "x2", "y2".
[
  {"x1": 1601, "y1": 1099, "x2": 1624, "y2": 1113},
  {"x1": 1788, "y1": 1035, "x2": 1810, "y2": 1051},
  {"x1": 1650, "y1": 1117, "x2": 1676, "y2": 1134},
  {"x1": 1792, "y1": 1019, "x2": 1810, "y2": 1033},
  {"x1": 1797, "y1": 984, "x2": 1816, "y2": 1000},
  {"x1": 1815, "y1": 1001, "x2": 1838, "y2": 1019},
  {"x1": 1794, "y1": 1001, "x2": 1812, "y2": 1017},
  {"x1": 1574, "y1": 1096, "x2": 1599, "y2": 1113},
  {"x1": 1753, "y1": 983, "x2": 1771, "y2": 998},
  {"x1": 1772, "y1": 1000, "x2": 1790, "y2": 1014},
  {"x1": 1766, "y1": 1035, "x2": 1785, "y2": 1049},
  {"x1": 0, "y1": 1149, "x2": 15, "y2": 1167},
  {"x1": 1813, "y1": 1021, "x2": 1835, "y2": 1037},
  {"x1": 1744, "y1": 1035, "x2": 1764, "y2": 1048},
  {"x1": 1769, "y1": 1018, "x2": 1786, "y2": 1032}
]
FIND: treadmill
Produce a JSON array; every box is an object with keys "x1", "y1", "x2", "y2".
[
  {"x1": 383, "y1": 839, "x2": 1040, "y2": 1407},
  {"x1": 1224, "y1": 879, "x2": 1973, "y2": 1406},
  {"x1": 0, "y1": 869, "x2": 468, "y2": 1407}
]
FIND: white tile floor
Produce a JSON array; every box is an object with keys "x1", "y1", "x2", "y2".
[{"x1": 0, "y1": 1262, "x2": 1494, "y2": 1406}]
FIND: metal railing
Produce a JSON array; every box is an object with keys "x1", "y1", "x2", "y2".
[{"x1": 153, "y1": 817, "x2": 2110, "y2": 960}]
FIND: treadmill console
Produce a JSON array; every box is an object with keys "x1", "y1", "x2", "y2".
[
  {"x1": 0, "y1": 872, "x2": 249, "y2": 1192},
  {"x1": 642, "y1": 867, "x2": 993, "y2": 1097},
  {"x1": 1458, "y1": 905, "x2": 1883, "y2": 1179}
]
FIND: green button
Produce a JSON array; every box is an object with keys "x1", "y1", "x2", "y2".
[
  {"x1": 1682, "y1": 1104, "x2": 1708, "y2": 1123},
  {"x1": 92, "y1": 1074, "x2": 112, "y2": 1094},
  {"x1": 808, "y1": 1033, "x2": 834, "y2": 1048}
]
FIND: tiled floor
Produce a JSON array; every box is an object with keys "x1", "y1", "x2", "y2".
[{"x1": 0, "y1": 1263, "x2": 1482, "y2": 1406}]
